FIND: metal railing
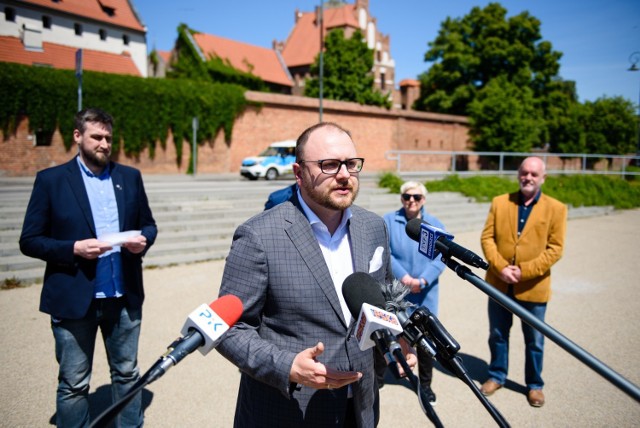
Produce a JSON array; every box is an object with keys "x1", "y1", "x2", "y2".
[{"x1": 384, "y1": 150, "x2": 640, "y2": 177}]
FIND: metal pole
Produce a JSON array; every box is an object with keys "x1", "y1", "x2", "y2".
[
  {"x1": 319, "y1": 1, "x2": 324, "y2": 122},
  {"x1": 192, "y1": 117, "x2": 198, "y2": 176},
  {"x1": 75, "y1": 49, "x2": 83, "y2": 112},
  {"x1": 628, "y1": 52, "x2": 640, "y2": 166}
]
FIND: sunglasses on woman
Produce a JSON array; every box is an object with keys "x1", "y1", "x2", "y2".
[{"x1": 402, "y1": 193, "x2": 423, "y2": 202}]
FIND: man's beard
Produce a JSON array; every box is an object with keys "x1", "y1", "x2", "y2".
[
  {"x1": 301, "y1": 175, "x2": 359, "y2": 211},
  {"x1": 80, "y1": 145, "x2": 110, "y2": 170}
]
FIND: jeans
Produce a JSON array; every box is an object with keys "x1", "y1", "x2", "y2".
[
  {"x1": 52, "y1": 298, "x2": 143, "y2": 427},
  {"x1": 486, "y1": 289, "x2": 547, "y2": 390}
]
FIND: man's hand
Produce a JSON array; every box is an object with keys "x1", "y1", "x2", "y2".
[
  {"x1": 73, "y1": 239, "x2": 112, "y2": 260},
  {"x1": 122, "y1": 235, "x2": 147, "y2": 254},
  {"x1": 289, "y1": 342, "x2": 362, "y2": 390},
  {"x1": 500, "y1": 265, "x2": 521, "y2": 284}
]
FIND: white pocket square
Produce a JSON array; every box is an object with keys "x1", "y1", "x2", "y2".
[{"x1": 368, "y1": 246, "x2": 384, "y2": 273}]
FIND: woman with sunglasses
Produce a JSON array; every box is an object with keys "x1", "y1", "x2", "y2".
[{"x1": 382, "y1": 181, "x2": 447, "y2": 405}]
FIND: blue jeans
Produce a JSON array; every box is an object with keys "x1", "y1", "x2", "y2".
[
  {"x1": 486, "y1": 289, "x2": 547, "y2": 390},
  {"x1": 52, "y1": 298, "x2": 143, "y2": 427}
]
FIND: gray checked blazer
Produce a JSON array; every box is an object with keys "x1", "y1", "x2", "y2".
[{"x1": 216, "y1": 192, "x2": 392, "y2": 427}]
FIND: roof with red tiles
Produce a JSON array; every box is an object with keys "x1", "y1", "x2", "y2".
[
  {"x1": 0, "y1": 36, "x2": 142, "y2": 76},
  {"x1": 281, "y1": 4, "x2": 360, "y2": 68},
  {"x1": 19, "y1": 0, "x2": 145, "y2": 32},
  {"x1": 192, "y1": 32, "x2": 292, "y2": 87},
  {"x1": 399, "y1": 79, "x2": 420, "y2": 87},
  {"x1": 156, "y1": 50, "x2": 172, "y2": 64}
]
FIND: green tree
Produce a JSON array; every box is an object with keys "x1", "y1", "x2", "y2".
[
  {"x1": 415, "y1": 3, "x2": 562, "y2": 116},
  {"x1": 305, "y1": 29, "x2": 390, "y2": 108},
  {"x1": 468, "y1": 76, "x2": 543, "y2": 152},
  {"x1": 582, "y1": 96, "x2": 637, "y2": 158}
]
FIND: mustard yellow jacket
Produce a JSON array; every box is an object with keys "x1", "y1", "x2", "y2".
[{"x1": 481, "y1": 192, "x2": 567, "y2": 303}]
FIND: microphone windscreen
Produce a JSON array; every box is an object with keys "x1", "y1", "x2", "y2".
[
  {"x1": 342, "y1": 272, "x2": 386, "y2": 317},
  {"x1": 405, "y1": 218, "x2": 423, "y2": 242},
  {"x1": 210, "y1": 294, "x2": 243, "y2": 326}
]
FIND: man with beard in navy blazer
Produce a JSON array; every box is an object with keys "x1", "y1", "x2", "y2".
[
  {"x1": 217, "y1": 122, "x2": 417, "y2": 427},
  {"x1": 20, "y1": 108, "x2": 157, "y2": 427}
]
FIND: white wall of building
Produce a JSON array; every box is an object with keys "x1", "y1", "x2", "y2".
[{"x1": 0, "y1": 2, "x2": 147, "y2": 76}]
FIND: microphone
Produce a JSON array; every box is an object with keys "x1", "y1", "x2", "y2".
[
  {"x1": 343, "y1": 272, "x2": 403, "y2": 351},
  {"x1": 342, "y1": 272, "x2": 405, "y2": 378},
  {"x1": 146, "y1": 294, "x2": 243, "y2": 383},
  {"x1": 405, "y1": 218, "x2": 489, "y2": 270},
  {"x1": 380, "y1": 279, "x2": 460, "y2": 363}
]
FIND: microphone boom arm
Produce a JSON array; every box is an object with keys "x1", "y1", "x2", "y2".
[{"x1": 440, "y1": 254, "x2": 640, "y2": 403}]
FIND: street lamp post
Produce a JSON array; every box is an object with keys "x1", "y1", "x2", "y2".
[{"x1": 629, "y1": 52, "x2": 640, "y2": 165}]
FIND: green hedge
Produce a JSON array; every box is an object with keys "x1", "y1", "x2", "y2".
[{"x1": 0, "y1": 62, "x2": 250, "y2": 167}]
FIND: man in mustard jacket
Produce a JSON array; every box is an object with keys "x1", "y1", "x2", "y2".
[{"x1": 480, "y1": 157, "x2": 567, "y2": 408}]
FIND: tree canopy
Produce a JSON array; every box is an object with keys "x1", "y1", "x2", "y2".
[
  {"x1": 305, "y1": 28, "x2": 391, "y2": 108},
  {"x1": 413, "y1": 3, "x2": 637, "y2": 156}
]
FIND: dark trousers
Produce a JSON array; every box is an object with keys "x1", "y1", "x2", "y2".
[{"x1": 417, "y1": 346, "x2": 434, "y2": 387}]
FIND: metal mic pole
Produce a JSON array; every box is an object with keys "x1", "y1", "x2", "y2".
[{"x1": 441, "y1": 255, "x2": 640, "y2": 403}]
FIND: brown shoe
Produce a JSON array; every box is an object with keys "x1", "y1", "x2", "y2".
[
  {"x1": 480, "y1": 380, "x2": 503, "y2": 396},
  {"x1": 527, "y1": 389, "x2": 545, "y2": 407}
]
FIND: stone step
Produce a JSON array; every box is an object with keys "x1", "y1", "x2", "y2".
[{"x1": 0, "y1": 175, "x2": 549, "y2": 286}]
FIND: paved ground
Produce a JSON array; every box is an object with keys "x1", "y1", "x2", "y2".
[{"x1": 1, "y1": 209, "x2": 639, "y2": 427}]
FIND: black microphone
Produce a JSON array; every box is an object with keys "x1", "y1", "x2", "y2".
[
  {"x1": 405, "y1": 218, "x2": 489, "y2": 270},
  {"x1": 342, "y1": 272, "x2": 405, "y2": 378},
  {"x1": 380, "y1": 279, "x2": 460, "y2": 364}
]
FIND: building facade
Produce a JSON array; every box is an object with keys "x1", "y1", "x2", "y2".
[{"x1": 0, "y1": 0, "x2": 147, "y2": 76}]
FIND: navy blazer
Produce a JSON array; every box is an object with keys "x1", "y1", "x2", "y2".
[{"x1": 19, "y1": 157, "x2": 157, "y2": 319}]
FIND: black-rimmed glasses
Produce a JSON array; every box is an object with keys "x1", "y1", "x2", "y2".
[
  {"x1": 299, "y1": 158, "x2": 365, "y2": 174},
  {"x1": 402, "y1": 193, "x2": 424, "y2": 202}
]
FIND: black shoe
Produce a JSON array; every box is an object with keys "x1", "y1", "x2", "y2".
[{"x1": 421, "y1": 386, "x2": 437, "y2": 406}]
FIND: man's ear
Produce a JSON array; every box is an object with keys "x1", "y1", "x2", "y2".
[{"x1": 293, "y1": 163, "x2": 303, "y2": 182}]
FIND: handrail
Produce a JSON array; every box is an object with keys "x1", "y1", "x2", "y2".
[{"x1": 384, "y1": 150, "x2": 640, "y2": 177}]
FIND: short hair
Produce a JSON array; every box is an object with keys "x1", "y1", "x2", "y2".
[
  {"x1": 295, "y1": 122, "x2": 352, "y2": 162},
  {"x1": 400, "y1": 181, "x2": 428, "y2": 195},
  {"x1": 74, "y1": 108, "x2": 113, "y2": 134}
]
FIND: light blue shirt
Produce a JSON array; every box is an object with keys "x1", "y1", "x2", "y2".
[
  {"x1": 77, "y1": 156, "x2": 124, "y2": 298},
  {"x1": 297, "y1": 188, "x2": 354, "y2": 324}
]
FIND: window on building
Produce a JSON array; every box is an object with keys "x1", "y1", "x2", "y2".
[
  {"x1": 122, "y1": 34, "x2": 130, "y2": 45},
  {"x1": 99, "y1": 29, "x2": 107, "y2": 40},
  {"x1": 42, "y1": 15, "x2": 51, "y2": 29},
  {"x1": 5, "y1": 7, "x2": 16, "y2": 22},
  {"x1": 34, "y1": 129, "x2": 54, "y2": 146},
  {"x1": 74, "y1": 23, "x2": 82, "y2": 36},
  {"x1": 380, "y1": 72, "x2": 386, "y2": 91}
]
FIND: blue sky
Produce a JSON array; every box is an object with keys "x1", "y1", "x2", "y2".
[{"x1": 134, "y1": 0, "x2": 640, "y2": 104}]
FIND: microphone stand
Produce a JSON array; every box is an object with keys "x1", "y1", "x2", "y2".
[
  {"x1": 440, "y1": 254, "x2": 640, "y2": 403},
  {"x1": 89, "y1": 337, "x2": 187, "y2": 428},
  {"x1": 373, "y1": 331, "x2": 444, "y2": 427},
  {"x1": 407, "y1": 308, "x2": 510, "y2": 428}
]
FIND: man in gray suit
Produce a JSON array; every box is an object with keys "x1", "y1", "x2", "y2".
[{"x1": 217, "y1": 122, "x2": 416, "y2": 427}]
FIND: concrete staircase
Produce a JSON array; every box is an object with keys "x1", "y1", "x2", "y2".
[{"x1": 0, "y1": 175, "x2": 611, "y2": 286}]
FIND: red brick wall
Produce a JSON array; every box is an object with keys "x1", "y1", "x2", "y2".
[{"x1": 0, "y1": 92, "x2": 471, "y2": 176}]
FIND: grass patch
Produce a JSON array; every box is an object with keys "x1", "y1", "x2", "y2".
[
  {"x1": 378, "y1": 173, "x2": 640, "y2": 210},
  {"x1": 1, "y1": 277, "x2": 29, "y2": 290}
]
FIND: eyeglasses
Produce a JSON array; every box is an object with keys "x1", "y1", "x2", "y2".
[
  {"x1": 299, "y1": 158, "x2": 364, "y2": 174},
  {"x1": 402, "y1": 193, "x2": 424, "y2": 202}
]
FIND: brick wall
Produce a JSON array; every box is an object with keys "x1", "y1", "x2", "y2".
[{"x1": 0, "y1": 92, "x2": 471, "y2": 176}]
